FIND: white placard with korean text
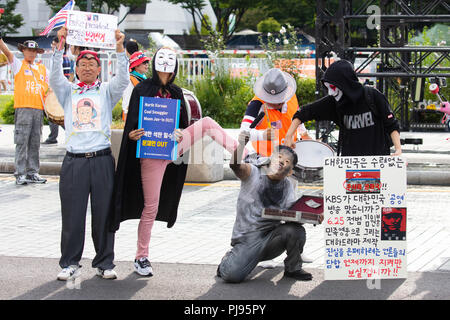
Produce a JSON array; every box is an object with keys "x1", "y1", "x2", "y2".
[
  {"x1": 66, "y1": 11, "x2": 118, "y2": 50},
  {"x1": 323, "y1": 156, "x2": 407, "y2": 280}
]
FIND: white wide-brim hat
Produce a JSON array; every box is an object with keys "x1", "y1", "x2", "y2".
[{"x1": 253, "y1": 68, "x2": 297, "y2": 104}]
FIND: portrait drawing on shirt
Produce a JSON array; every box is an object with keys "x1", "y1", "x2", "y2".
[{"x1": 72, "y1": 97, "x2": 101, "y2": 132}]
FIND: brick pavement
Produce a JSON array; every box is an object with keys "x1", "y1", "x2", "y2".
[{"x1": 0, "y1": 175, "x2": 449, "y2": 273}]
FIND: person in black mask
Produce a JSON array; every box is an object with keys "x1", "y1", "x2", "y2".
[{"x1": 284, "y1": 60, "x2": 402, "y2": 156}]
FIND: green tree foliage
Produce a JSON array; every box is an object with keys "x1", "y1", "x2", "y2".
[
  {"x1": 260, "y1": 0, "x2": 316, "y2": 32},
  {"x1": 210, "y1": 0, "x2": 263, "y2": 42},
  {"x1": 166, "y1": 0, "x2": 263, "y2": 42},
  {"x1": 189, "y1": 14, "x2": 212, "y2": 36},
  {"x1": 0, "y1": 0, "x2": 24, "y2": 36},
  {"x1": 167, "y1": 0, "x2": 209, "y2": 37},
  {"x1": 257, "y1": 17, "x2": 280, "y2": 33}
]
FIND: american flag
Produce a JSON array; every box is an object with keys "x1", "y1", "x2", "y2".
[{"x1": 39, "y1": 0, "x2": 75, "y2": 36}]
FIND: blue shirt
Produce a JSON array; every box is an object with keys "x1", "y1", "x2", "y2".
[{"x1": 50, "y1": 50, "x2": 129, "y2": 153}]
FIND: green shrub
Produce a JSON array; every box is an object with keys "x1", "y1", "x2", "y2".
[
  {"x1": 0, "y1": 96, "x2": 14, "y2": 124},
  {"x1": 193, "y1": 67, "x2": 253, "y2": 128},
  {"x1": 112, "y1": 99, "x2": 123, "y2": 122},
  {"x1": 293, "y1": 76, "x2": 317, "y2": 130},
  {"x1": 257, "y1": 17, "x2": 281, "y2": 34},
  {"x1": 190, "y1": 67, "x2": 318, "y2": 128},
  {"x1": 295, "y1": 77, "x2": 316, "y2": 105}
]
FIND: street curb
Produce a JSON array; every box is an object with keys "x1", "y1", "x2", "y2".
[
  {"x1": 1, "y1": 160, "x2": 450, "y2": 186},
  {"x1": 406, "y1": 170, "x2": 450, "y2": 186},
  {"x1": 224, "y1": 165, "x2": 450, "y2": 186},
  {"x1": 0, "y1": 161, "x2": 62, "y2": 176}
]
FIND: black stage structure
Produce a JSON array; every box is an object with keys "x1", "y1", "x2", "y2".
[{"x1": 314, "y1": 0, "x2": 450, "y2": 143}]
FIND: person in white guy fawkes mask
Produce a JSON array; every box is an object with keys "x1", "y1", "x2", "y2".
[
  {"x1": 154, "y1": 47, "x2": 176, "y2": 73},
  {"x1": 284, "y1": 59, "x2": 402, "y2": 157},
  {"x1": 111, "y1": 46, "x2": 246, "y2": 277}
]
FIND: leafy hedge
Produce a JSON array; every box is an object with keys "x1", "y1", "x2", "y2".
[
  {"x1": 192, "y1": 68, "x2": 254, "y2": 128},
  {"x1": 0, "y1": 96, "x2": 14, "y2": 124},
  {"x1": 190, "y1": 69, "x2": 317, "y2": 129}
]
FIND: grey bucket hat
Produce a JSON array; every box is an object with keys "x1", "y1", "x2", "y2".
[{"x1": 253, "y1": 68, "x2": 297, "y2": 104}]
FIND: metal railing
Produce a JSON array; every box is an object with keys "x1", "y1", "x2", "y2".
[
  {"x1": 3, "y1": 51, "x2": 119, "y2": 92},
  {"x1": 2, "y1": 50, "x2": 327, "y2": 92},
  {"x1": 2, "y1": 51, "x2": 273, "y2": 88}
]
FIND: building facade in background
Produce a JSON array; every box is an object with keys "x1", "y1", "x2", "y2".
[{"x1": 10, "y1": 0, "x2": 217, "y2": 38}]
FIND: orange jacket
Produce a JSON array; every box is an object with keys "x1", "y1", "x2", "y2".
[
  {"x1": 130, "y1": 75, "x2": 140, "y2": 87},
  {"x1": 251, "y1": 95, "x2": 299, "y2": 157}
]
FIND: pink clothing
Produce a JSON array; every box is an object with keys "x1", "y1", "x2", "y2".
[{"x1": 136, "y1": 117, "x2": 240, "y2": 259}]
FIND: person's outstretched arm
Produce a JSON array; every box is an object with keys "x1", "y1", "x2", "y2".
[
  {"x1": 230, "y1": 130, "x2": 251, "y2": 180},
  {"x1": 285, "y1": 96, "x2": 337, "y2": 148},
  {"x1": 0, "y1": 39, "x2": 13, "y2": 64},
  {"x1": 0, "y1": 13, "x2": 13, "y2": 63},
  {"x1": 390, "y1": 130, "x2": 402, "y2": 156},
  {"x1": 284, "y1": 118, "x2": 302, "y2": 149},
  {"x1": 49, "y1": 27, "x2": 72, "y2": 109}
]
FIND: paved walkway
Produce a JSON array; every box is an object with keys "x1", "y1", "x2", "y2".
[
  {"x1": 1, "y1": 125, "x2": 450, "y2": 185},
  {"x1": 1, "y1": 175, "x2": 449, "y2": 274}
]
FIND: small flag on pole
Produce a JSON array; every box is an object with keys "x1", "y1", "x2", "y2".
[{"x1": 40, "y1": 0, "x2": 75, "y2": 36}]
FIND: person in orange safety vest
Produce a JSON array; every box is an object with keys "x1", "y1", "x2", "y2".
[
  {"x1": 0, "y1": 33, "x2": 48, "y2": 185},
  {"x1": 240, "y1": 68, "x2": 311, "y2": 158}
]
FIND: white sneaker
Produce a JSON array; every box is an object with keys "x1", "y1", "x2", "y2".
[
  {"x1": 57, "y1": 265, "x2": 81, "y2": 281},
  {"x1": 258, "y1": 259, "x2": 278, "y2": 269},
  {"x1": 96, "y1": 268, "x2": 117, "y2": 279},
  {"x1": 134, "y1": 257, "x2": 153, "y2": 276},
  {"x1": 301, "y1": 253, "x2": 313, "y2": 263}
]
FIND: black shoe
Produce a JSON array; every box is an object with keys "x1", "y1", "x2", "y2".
[
  {"x1": 216, "y1": 265, "x2": 221, "y2": 278},
  {"x1": 42, "y1": 140, "x2": 57, "y2": 144},
  {"x1": 284, "y1": 269, "x2": 313, "y2": 281},
  {"x1": 134, "y1": 257, "x2": 153, "y2": 276}
]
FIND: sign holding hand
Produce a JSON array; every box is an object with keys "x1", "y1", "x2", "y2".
[{"x1": 115, "y1": 29, "x2": 125, "y2": 53}]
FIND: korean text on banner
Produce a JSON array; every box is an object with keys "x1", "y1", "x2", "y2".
[
  {"x1": 323, "y1": 156, "x2": 407, "y2": 280},
  {"x1": 136, "y1": 97, "x2": 181, "y2": 161},
  {"x1": 66, "y1": 11, "x2": 118, "y2": 49}
]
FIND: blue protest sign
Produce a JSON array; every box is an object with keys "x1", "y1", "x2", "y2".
[{"x1": 136, "y1": 96, "x2": 181, "y2": 160}]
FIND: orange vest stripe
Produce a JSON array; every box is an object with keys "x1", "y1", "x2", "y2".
[{"x1": 130, "y1": 75, "x2": 140, "y2": 87}]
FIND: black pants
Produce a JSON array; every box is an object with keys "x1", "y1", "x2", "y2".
[
  {"x1": 46, "y1": 121, "x2": 59, "y2": 142},
  {"x1": 59, "y1": 151, "x2": 116, "y2": 270},
  {"x1": 218, "y1": 223, "x2": 306, "y2": 283}
]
